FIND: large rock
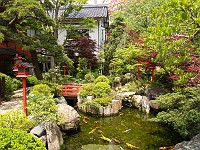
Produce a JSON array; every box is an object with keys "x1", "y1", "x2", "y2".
[
  {"x1": 111, "y1": 99, "x2": 122, "y2": 115},
  {"x1": 57, "y1": 96, "x2": 80, "y2": 131},
  {"x1": 46, "y1": 123, "x2": 63, "y2": 150},
  {"x1": 174, "y1": 134, "x2": 200, "y2": 150}
]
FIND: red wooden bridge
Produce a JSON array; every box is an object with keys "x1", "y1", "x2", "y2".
[{"x1": 61, "y1": 84, "x2": 81, "y2": 97}]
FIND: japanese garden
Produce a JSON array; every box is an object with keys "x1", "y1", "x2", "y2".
[{"x1": 0, "y1": 0, "x2": 199, "y2": 150}]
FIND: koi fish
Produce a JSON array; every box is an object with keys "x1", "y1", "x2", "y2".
[
  {"x1": 89, "y1": 128, "x2": 97, "y2": 134},
  {"x1": 126, "y1": 143, "x2": 139, "y2": 149},
  {"x1": 133, "y1": 122, "x2": 140, "y2": 126},
  {"x1": 94, "y1": 121, "x2": 101, "y2": 123},
  {"x1": 83, "y1": 119, "x2": 88, "y2": 124},
  {"x1": 83, "y1": 116, "x2": 89, "y2": 119},
  {"x1": 100, "y1": 134, "x2": 112, "y2": 142},
  {"x1": 89, "y1": 126, "x2": 102, "y2": 134},
  {"x1": 123, "y1": 129, "x2": 131, "y2": 133},
  {"x1": 159, "y1": 146, "x2": 174, "y2": 149},
  {"x1": 112, "y1": 138, "x2": 120, "y2": 143},
  {"x1": 97, "y1": 130, "x2": 104, "y2": 134}
]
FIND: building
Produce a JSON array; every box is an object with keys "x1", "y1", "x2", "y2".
[{"x1": 57, "y1": 4, "x2": 109, "y2": 52}]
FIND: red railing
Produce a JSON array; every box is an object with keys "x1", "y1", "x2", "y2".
[{"x1": 61, "y1": 84, "x2": 81, "y2": 97}]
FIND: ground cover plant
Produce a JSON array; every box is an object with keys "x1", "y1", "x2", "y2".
[
  {"x1": 0, "y1": 128, "x2": 46, "y2": 150},
  {"x1": 0, "y1": 110, "x2": 37, "y2": 132}
]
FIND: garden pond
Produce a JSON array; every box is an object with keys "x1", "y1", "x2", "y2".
[{"x1": 61, "y1": 107, "x2": 183, "y2": 150}]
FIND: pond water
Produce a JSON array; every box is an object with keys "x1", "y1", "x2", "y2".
[{"x1": 62, "y1": 107, "x2": 182, "y2": 150}]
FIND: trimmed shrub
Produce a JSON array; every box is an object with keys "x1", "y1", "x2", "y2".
[
  {"x1": 93, "y1": 97, "x2": 112, "y2": 107},
  {"x1": 79, "y1": 81, "x2": 113, "y2": 107},
  {"x1": 150, "y1": 87, "x2": 200, "y2": 138},
  {"x1": 0, "y1": 72, "x2": 21, "y2": 100},
  {"x1": 27, "y1": 76, "x2": 39, "y2": 86},
  {"x1": 79, "y1": 83, "x2": 96, "y2": 100},
  {"x1": 95, "y1": 75, "x2": 110, "y2": 84},
  {"x1": 0, "y1": 110, "x2": 37, "y2": 132},
  {"x1": 84, "y1": 72, "x2": 95, "y2": 83},
  {"x1": 0, "y1": 128, "x2": 46, "y2": 150},
  {"x1": 28, "y1": 84, "x2": 59, "y2": 125},
  {"x1": 94, "y1": 82, "x2": 111, "y2": 97},
  {"x1": 29, "y1": 84, "x2": 52, "y2": 96}
]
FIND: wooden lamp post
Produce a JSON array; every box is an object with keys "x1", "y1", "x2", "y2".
[{"x1": 13, "y1": 54, "x2": 33, "y2": 116}]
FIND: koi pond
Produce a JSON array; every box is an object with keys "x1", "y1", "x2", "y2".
[{"x1": 62, "y1": 107, "x2": 182, "y2": 150}]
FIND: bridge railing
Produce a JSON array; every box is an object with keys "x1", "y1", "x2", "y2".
[{"x1": 61, "y1": 84, "x2": 81, "y2": 97}]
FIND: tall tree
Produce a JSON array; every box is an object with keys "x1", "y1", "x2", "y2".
[
  {"x1": 103, "y1": 17, "x2": 129, "y2": 74},
  {"x1": 0, "y1": 0, "x2": 65, "y2": 79},
  {"x1": 39, "y1": 0, "x2": 86, "y2": 68}
]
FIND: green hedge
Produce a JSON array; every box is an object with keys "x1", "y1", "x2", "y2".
[
  {"x1": 0, "y1": 72, "x2": 21, "y2": 100},
  {"x1": 0, "y1": 128, "x2": 46, "y2": 150}
]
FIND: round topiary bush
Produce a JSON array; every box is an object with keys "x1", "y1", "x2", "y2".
[
  {"x1": 0, "y1": 128, "x2": 46, "y2": 150},
  {"x1": 95, "y1": 75, "x2": 110, "y2": 84}
]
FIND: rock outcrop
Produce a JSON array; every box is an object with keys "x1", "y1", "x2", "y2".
[
  {"x1": 57, "y1": 96, "x2": 80, "y2": 131},
  {"x1": 174, "y1": 134, "x2": 200, "y2": 150},
  {"x1": 120, "y1": 92, "x2": 150, "y2": 114},
  {"x1": 77, "y1": 95, "x2": 122, "y2": 116}
]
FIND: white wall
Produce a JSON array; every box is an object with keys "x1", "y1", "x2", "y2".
[
  {"x1": 87, "y1": 0, "x2": 104, "y2": 4},
  {"x1": 57, "y1": 28, "x2": 67, "y2": 45},
  {"x1": 57, "y1": 18, "x2": 106, "y2": 52}
]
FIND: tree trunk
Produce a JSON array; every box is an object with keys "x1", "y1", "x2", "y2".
[{"x1": 30, "y1": 50, "x2": 43, "y2": 80}]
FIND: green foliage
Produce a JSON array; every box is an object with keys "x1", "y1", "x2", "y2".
[
  {"x1": 29, "y1": 84, "x2": 52, "y2": 96},
  {"x1": 109, "y1": 45, "x2": 140, "y2": 77},
  {"x1": 0, "y1": 128, "x2": 46, "y2": 150},
  {"x1": 0, "y1": 110, "x2": 37, "y2": 132},
  {"x1": 93, "y1": 96, "x2": 112, "y2": 107},
  {"x1": 79, "y1": 79, "x2": 113, "y2": 107},
  {"x1": 0, "y1": 73, "x2": 21, "y2": 100},
  {"x1": 104, "y1": 17, "x2": 129, "y2": 73},
  {"x1": 95, "y1": 75, "x2": 110, "y2": 84},
  {"x1": 28, "y1": 84, "x2": 59, "y2": 125},
  {"x1": 76, "y1": 58, "x2": 90, "y2": 79},
  {"x1": 41, "y1": 81, "x2": 62, "y2": 97},
  {"x1": 27, "y1": 76, "x2": 39, "y2": 86},
  {"x1": 84, "y1": 72, "x2": 95, "y2": 83},
  {"x1": 79, "y1": 83, "x2": 96, "y2": 99},
  {"x1": 150, "y1": 87, "x2": 200, "y2": 138},
  {"x1": 43, "y1": 67, "x2": 63, "y2": 84},
  {"x1": 94, "y1": 82, "x2": 111, "y2": 97},
  {"x1": 81, "y1": 101, "x2": 101, "y2": 110},
  {"x1": 154, "y1": 68, "x2": 172, "y2": 89}
]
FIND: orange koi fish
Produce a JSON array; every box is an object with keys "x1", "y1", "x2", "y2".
[
  {"x1": 159, "y1": 146, "x2": 174, "y2": 149},
  {"x1": 97, "y1": 130, "x2": 104, "y2": 134},
  {"x1": 112, "y1": 138, "x2": 120, "y2": 143},
  {"x1": 123, "y1": 129, "x2": 131, "y2": 133},
  {"x1": 83, "y1": 119, "x2": 88, "y2": 124}
]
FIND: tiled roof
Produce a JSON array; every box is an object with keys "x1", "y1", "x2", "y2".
[
  {"x1": 49, "y1": 4, "x2": 108, "y2": 19},
  {"x1": 67, "y1": 5, "x2": 108, "y2": 19}
]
